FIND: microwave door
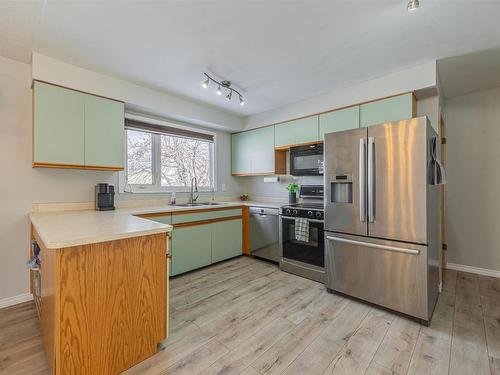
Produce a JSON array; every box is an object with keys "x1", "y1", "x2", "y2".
[{"x1": 324, "y1": 128, "x2": 368, "y2": 236}]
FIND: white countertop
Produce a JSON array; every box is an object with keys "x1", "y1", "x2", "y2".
[{"x1": 30, "y1": 200, "x2": 284, "y2": 249}]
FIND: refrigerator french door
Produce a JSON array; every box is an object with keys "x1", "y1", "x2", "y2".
[{"x1": 324, "y1": 117, "x2": 439, "y2": 322}]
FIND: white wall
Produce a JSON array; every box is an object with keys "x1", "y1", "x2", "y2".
[
  {"x1": 32, "y1": 53, "x2": 244, "y2": 132},
  {"x1": 0, "y1": 55, "x2": 242, "y2": 302},
  {"x1": 243, "y1": 61, "x2": 437, "y2": 129},
  {"x1": 444, "y1": 87, "x2": 500, "y2": 272}
]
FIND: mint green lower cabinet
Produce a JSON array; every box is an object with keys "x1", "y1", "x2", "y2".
[
  {"x1": 84, "y1": 94, "x2": 124, "y2": 168},
  {"x1": 171, "y1": 224, "x2": 212, "y2": 276},
  {"x1": 360, "y1": 93, "x2": 415, "y2": 128},
  {"x1": 319, "y1": 106, "x2": 360, "y2": 140},
  {"x1": 147, "y1": 215, "x2": 172, "y2": 225},
  {"x1": 34, "y1": 81, "x2": 85, "y2": 166},
  {"x1": 212, "y1": 219, "x2": 243, "y2": 263}
]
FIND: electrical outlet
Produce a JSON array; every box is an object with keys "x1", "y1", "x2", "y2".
[{"x1": 221, "y1": 183, "x2": 227, "y2": 192}]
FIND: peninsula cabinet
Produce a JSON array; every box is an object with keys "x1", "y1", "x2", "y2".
[
  {"x1": 231, "y1": 126, "x2": 274, "y2": 176},
  {"x1": 274, "y1": 115, "x2": 319, "y2": 148},
  {"x1": 319, "y1": 106, "x2": 360, "y2": 140},
  {"x1": 31, "y1": 227, "x2": 167, "y2": 375},
  {"x1": 33, "y1": 80, "x2": 125, "y2": 171},
  {"x1": 360, "y1": 93, "x2": 416, "y2": 128}
]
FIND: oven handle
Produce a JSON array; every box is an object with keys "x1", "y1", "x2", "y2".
[
  {"x1": 280, "y1": 216, "x2": 324, "y2": 223},
  {"x1": 326, "y1": 236, "x2": 420, "y2": 255}
]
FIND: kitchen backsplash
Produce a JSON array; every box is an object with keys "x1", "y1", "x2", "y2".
[{"x1": 241, "y1": 175, "x2": 323, "y2": 198}]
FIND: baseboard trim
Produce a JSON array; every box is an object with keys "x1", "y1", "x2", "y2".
[
  {"x1": 0, "y1": 293, "x2": 33, "y2": 309},
  {"x1": 446, "y1": 263, "x2": 500, "y2": 279}
]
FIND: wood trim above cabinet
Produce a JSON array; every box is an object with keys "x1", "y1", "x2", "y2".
[{"x1": 32, "y1": 162, "x2": 124, "y2": 171}]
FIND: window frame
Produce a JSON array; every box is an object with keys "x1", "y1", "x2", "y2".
[{"x1": 119, "y1": 116, "x2": 217, "y2": 194}]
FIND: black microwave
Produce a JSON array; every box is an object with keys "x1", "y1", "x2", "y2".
[{"x1": 290, "y1": 143, "x2": 324, "y2": 176}]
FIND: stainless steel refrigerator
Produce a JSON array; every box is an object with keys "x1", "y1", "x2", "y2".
[{"x1": 324, "y1": 117, "x2": 440, "y2": 323}]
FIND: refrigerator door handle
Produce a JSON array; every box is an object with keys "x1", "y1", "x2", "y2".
[
  {"x1": 368, "y1": 136, "x2": 375, "y2": 223},
  {"x1": 326, "y1": 236, "x2": 420, "y2": 255},
  {"x1": 359, "y1": 138, "x2": 366, "y2": 222}
]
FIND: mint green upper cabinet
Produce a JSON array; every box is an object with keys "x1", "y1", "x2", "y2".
[
  {"x1": 360, "y1": 93, "x2": 415, "y2": 128},
  {"x1": 212, "y1": 219, "x2": 242, "y2": 263},
  {"x1": 33, "y1": 81, "x2": 124, "y2": 170},
  {"x1": 274, "y1": 121, "x2": 296, "y2": 148},
  {"x1": 319, "y1": 106, "x2": 360, "y2": 140},
  {"x1": 171, "y1": 224, "x2": 212, "y2": 276},
  {"x1": 250, "y1": 126, "x2": 275, "y2": 174},
  {"x1": 231, "y1": 127, "x2": 274, "y2": 175},
  {"x1": 275, "y1": 116, "x2": 319, "y2": 148},
  {"x1": 84, "y1": 95, "x2": 124, "y2": 168},
  {"x1": 294, "y1": 116, "x2": 319, "y2": 144},
  {"x1": 34, "y1": 81, "x2": 85, "y2": 166},
  {"x1": 231, "y1": 131, "x2": 252, "y2": 175}
]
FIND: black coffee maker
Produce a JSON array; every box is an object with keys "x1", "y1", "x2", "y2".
[{"x1": 95, "y1": 183, "x2": 115, "y2": 211}]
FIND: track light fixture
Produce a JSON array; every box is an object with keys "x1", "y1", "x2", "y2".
[
  {"x1": 201, "y1": 73, "x2": 245, "y2": 106},
  {"x1": 407, "y1": 0, "x2": 419, "y2": 11}
]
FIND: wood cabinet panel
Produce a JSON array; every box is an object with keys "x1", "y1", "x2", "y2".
[{"x1": 57, "y1": 234, "x2": 167, "y2": 374}]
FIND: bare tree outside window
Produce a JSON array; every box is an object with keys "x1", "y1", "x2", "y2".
[
  {"x1": 160, "y1": 135, "x2": 211, "y2": 187},
  {"x1": 126, "y1": 130, "x2": 153, "y2": 184},
  {"x1": 124, "y1": 128, "x2": 214, "y2": 191}
]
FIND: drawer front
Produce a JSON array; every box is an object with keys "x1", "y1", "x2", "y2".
[
  {"x1": 172, "y1": 208, "x2": 242, "y2": 224},
  {"x1": 325, "y1": 232, "x2": 430, "y2": 320},
  {"x1": 147, "y1": 215, "x2": 172, "y2": 225}
]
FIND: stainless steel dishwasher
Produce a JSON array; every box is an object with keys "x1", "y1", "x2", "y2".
[{"x1": 250, "y1": 206, "x2": 280, "y2": 263}]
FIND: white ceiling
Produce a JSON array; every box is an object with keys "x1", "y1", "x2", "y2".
[
  {"x1": 1, "y1": 0, "x2": 500, "y2": 117},
  {"x1": 438, "y1": 48, "x2": 500, "y2": 98}
]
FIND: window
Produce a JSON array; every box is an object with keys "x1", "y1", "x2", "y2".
[{"x1": 122, "y1": 118, "x2": 215, "y2": 193}]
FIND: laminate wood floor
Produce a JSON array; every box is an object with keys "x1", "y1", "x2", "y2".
[{"x1": 1, "y1": 256, "x2": 499, "y2": 375}]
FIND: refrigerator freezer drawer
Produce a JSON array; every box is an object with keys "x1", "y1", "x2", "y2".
[{"x1": 325, "y1": 233, "x2": 436, "y2": 321}]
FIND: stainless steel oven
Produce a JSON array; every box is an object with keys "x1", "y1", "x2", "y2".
[
  {"x1": 290, "y1": 143, "x2": 324, "y2": 176},
  {"x1": 279, "y1": 185, "x2": 325, "y2": 283}
]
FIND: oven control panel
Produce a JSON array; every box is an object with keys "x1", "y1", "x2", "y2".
[{"x1": 282, "y1": 208, "x2": 323, "y2": 220}]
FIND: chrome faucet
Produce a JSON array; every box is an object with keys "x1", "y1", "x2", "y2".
[{"x1": 189, "y1": 177, "x2": 199, "y2": 204}]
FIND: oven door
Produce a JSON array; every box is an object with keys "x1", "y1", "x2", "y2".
[{"x1": 280, "y1": 216, "x2": 324, "y2": 267}]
